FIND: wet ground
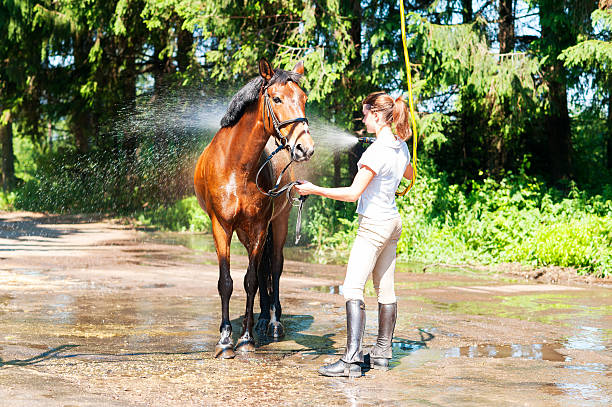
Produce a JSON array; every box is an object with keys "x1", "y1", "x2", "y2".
[{"x1": 0, "y1": 211, "x2": 611, "y2": 406}]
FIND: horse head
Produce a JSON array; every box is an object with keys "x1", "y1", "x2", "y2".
[{"x1": 259, "y1": 58, "x2": 315, "y2": 162}]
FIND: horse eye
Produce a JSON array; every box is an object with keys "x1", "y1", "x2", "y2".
[{"x1": 273, "y1": 97, "x2": 282, "y2": 103}]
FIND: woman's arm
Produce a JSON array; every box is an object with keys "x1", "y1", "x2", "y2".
[
  {"x1": 294, "y1": 166, "x2": 375, "y2": 202},
  {"x1": 403, "y1": 163, "x2": 413, "y2": 180}
]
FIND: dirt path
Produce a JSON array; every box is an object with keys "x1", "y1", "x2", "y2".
[{"x1": 1, "y1": 211, "x2": 610, "y2": 406}]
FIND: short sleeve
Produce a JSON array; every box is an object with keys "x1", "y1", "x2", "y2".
[{"x1": 357, "y1": 144, "x2": 386, "y2": 175}]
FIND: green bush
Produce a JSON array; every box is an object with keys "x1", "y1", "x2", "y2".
[
  {"x1": 0, "y1": 191, "x2": 17, "y2": 211},
  {"x1": 136, "y1": 196, "x2": 211, "y2": 232},
  {"x1": 5, "y1": 133, "x2": 610, "y2": 276},
  {"x1": 12, "y1": 138, "x2": 199, "y2": 215},
  {"x1": 304, "y1": 171, "x2": 612, "y2": 276}
]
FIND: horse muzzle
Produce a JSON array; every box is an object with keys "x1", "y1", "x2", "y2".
[
  {"x1": 291, "y1": 141, "x2": 315, "y2": 162},
  {"x1": 290, "y1": 125, "x2": 315, "y2": 162}
]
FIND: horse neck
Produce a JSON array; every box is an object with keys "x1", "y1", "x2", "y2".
[{"x1": 226, "y1": 98, "x2": 271, "y2": 173}]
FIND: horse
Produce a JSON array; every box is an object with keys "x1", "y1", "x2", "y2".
[{"x1": 193, "y1": 58, "x2": 315, "y2": 359}]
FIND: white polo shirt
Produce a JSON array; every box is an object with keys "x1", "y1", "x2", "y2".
[{"x1": 356, "y1": 128, "x2": 411, "y2": 220}]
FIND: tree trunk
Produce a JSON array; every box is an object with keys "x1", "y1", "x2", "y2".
[
  {"x1": 462, "y1": 0, "x2": 473, "y2": 23},
  {"x1": 176, "y1": 22, "x2": 193, "y2": 73},
  {"x1": 1, "y1": 111, "x2": 16, "y2": 192},
  {"x1": 607, "y1": 76, "x2": 612, "y2": 169},
  {"x1": 540, "y1": 1, "x2": 573, "y2": 180},
  {"x1": 119, "y1": 34, "x2": 140, "y2": 165},
  {"x1": 71, "y1": 31, "x2": 92, "y2": 153},
  {"x1": 151, "y1": 30, "x2": 174, "y2": 158},
  {"x1": 48, "y1": 121, "x2": 53, "y2": 151},
  {"x1": 498, "y1": 0, "x2": 514, "y2": 54},
  {"x1": 488, "y1": 0, "x2": 515, "y2": 176},
  {"x1": 545, "y1": 62, "x2": 572, "y2": 180}
]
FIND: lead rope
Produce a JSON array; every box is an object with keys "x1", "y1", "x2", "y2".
[
  {"x1": 293, "y1": 194, "x2": 307, "y2": 244},
  {"x1": 255, "y1": 150, "x2": 307, "y2": 244}
]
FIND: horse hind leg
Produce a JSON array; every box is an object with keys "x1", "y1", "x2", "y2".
[
  {"x1": 255, "y1": 225, "x2": 274, "y2": 335},
  {"x1": 267, "y1": 215, "x2": 289, "y2": 339},
  {"x1": 235, "y1": 226, "x2": 267, "y2": 353},
  {"x1": 211, "y1": 217, "x2": 235, "y2": 359}
]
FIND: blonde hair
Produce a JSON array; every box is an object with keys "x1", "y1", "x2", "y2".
[{"x1": 362, "y1": 91, "x2": 412, "y2": 141}]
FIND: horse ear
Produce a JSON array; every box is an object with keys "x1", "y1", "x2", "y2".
[
  {"x1": 293, "y1": 60, "x2": 304, "y2": 75},
  {"x1": 259, "y1": 58, "x2": 274, "y2": 81}
]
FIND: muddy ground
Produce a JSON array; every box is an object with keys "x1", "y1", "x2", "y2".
[{"x1": 0, "y1": 211, "x2": 610, "y2": 406}]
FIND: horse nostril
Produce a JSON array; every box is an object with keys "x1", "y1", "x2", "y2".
[{"x1": 293, "y1": 143, "x2": 314, "y2": 160}]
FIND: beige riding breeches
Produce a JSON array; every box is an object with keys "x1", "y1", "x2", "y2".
[{"x1": 342, "y1": 215, "x2": 402, "y2": 304}]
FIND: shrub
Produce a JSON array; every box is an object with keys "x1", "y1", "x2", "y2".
[{"x1": 304, "y1": 171, "x2": 612, "y2": 276}]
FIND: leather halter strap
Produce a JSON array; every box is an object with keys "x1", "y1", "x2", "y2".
[
  {"x1": 256, "y1": 87, "x2": 310, "y2": 243},
  {"x1": 263, "y1": 90, "x2": 309, "y2": 147}
]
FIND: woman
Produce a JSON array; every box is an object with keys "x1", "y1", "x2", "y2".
[{"x1": 295, "y1": 91, "x2": 413, "y2": 377}]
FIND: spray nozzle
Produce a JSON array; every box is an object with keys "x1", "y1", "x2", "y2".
[{"x1": 357, "y1": 136, "x2": 376, "y2": 144}]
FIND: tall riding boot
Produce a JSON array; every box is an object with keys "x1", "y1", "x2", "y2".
[
  {"x1": 318, "y1": 299, "x2": 365, "y2": 378},
  {"x1": 367, "y1": 302, "x2": 397, "y2": 370}
]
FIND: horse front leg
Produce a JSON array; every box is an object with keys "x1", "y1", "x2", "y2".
[
  {"x1": 211, "y1": 218, "x2": 235, "y2": 359},
  {"x1": 268, "y1": 215, "x2": 289, "y2": 339},
  {"x1": 235, "y1": 226, "x2": 267, "y2": 352}
]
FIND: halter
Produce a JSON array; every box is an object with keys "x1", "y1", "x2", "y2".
[
  {"x1": 256, "y1": 85, "x2": 310, "y2": 244},
  {"x1": 262, "y1": 89, "x2": 309, "y2": 148}
]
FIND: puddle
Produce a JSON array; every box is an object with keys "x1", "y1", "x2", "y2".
[
  {"x1": 564, "y1": 326, "x2": 611, "y2": 352},
  {"x1": 562, "y1": 363, "x2": 610, "y2": 373},
  {"x1": 138, "y1": 283, "x2": 176, "y2": 289},
  {"x1": 308, "y1": 285, "x2": 344, "y2": 295},
  {"x1": 144, "y1": 232, "x2": 325, "y2": 264},
  {"x1": 389, "y1": 340, "x2": 429, "y2": 368},
  {"x1": 416, "y1": 292, "x2": 612, "y2": 325},
  {"x1": 443, "y1": 343, "x2": 567, "y2": 361},
  {"x1": 546, "y1": 382, "x2": 612, "y2": 405},
  {"x1": 47, "y1": 294, "x2": 76, "y2": 324},
  {"x1": 2, "y1": 226, "x2": 611, "y2": 406},
  {"x1": 0, "y1": 294, "x2": 15, "y2": 305},
  {"x1": 306, "y1": 281, "x2": 379, "y2": 297}
]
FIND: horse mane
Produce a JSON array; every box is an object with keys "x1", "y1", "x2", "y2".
[{"x1": 220, "y1": 69, "x2": 303, "y2": 128}]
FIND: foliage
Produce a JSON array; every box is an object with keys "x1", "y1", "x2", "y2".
[
  {"x1": 135, "y1": 196, "x2": 211, "y2": 232},
  {"x1": 302, "y1": 196, "x2": 358, "y2": 263},
  {"x1": 0, "y1": 190, "x2": 16, "y2": 210},
  {"x1": 305, "y1": 170, "x2": 612, "y2": 276},
  {"x1": 12, "y1": 132, "x2": 201, "y2": 214},
  {"x1": 2, "y1": 0, "x2": 612, "y2": 277}
]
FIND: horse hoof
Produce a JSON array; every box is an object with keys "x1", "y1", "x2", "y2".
[
  {"x1": 235, "y1": 339, "x2": 256, "y2": 353},
  {"x1": 255, "y1": 318, "x2": 270, "y2": 334},
  {"x1": 214, "y1": 343, "x2": 235, "y2": 359},
  {"x1": 267, "y1": 321, "x2": 285, "y2": 339}
]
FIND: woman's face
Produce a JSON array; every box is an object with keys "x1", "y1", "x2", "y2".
[{"x1": 362, "y1": 104, "x2": 378, "y2": 134}]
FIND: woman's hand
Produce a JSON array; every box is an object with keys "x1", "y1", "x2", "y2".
[{"x1": 294, "y1": 181, "x2": 317, "y2": 196}]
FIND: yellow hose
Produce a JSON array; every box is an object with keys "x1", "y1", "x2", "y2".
[{"x1": 396, "y1": 0, "x2": 417, "y2": 196}]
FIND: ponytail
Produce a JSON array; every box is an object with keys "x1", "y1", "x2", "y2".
[
  {"x1": 393, "y1": 96, "x2": 412, "y2": 141},
  {"x1": 363, "y1": 92, "x2": 412, "y2": 141}
]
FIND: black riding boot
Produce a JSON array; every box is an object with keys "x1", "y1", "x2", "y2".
[
  {"x1": 318, "y1": 299, "x2": 365, "y2": 378},
  {"x1": 366, "y1": 302, "x2": 397, "y2": 370}
]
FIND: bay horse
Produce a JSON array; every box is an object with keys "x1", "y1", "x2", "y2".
[{"x1": 194, "y1": 59, "x2": 315, "y2": 358}]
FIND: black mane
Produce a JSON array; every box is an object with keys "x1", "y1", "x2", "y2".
[{"x1": 220, "y1": 69, "x2": 303, "y2": 128}]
